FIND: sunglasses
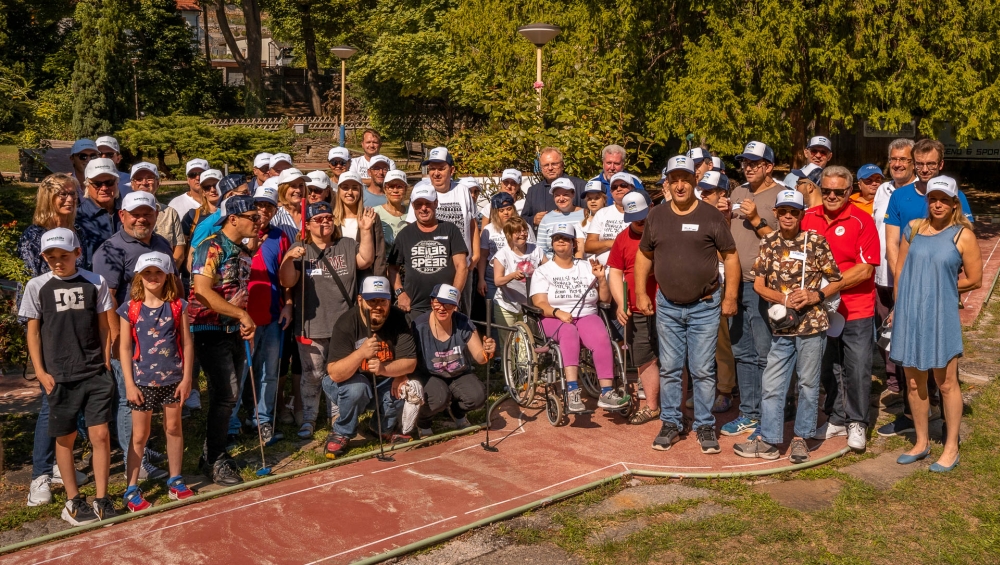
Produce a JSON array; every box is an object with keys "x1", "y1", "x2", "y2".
[
  {"x1": 238, "y1": 213, "x2": 261, "y2": 222},
  {"x1": 56, "y1": 191, "x2": 76, "y2": 200},
  {"x1": 307, "y1": 186, "x2": 327, "y2": 194},
  {"x1": 99, "y1": 151, "x2": 117, "y2": 158},
  {"x1": 75, "y1": 153, "x2": 99, "y2": 161},
  {"x1": 309, "y1": 216, "x2": 334, "y2": 224},
  {"x1": 330, "y1": 160, "x2": 349, "y2": 167},
  {"x1": 90, "y1": 179, "x2": 116, "y2": 189},
  {"x1": 820, "y1": 188, "x2": 848, "y2": 197},
  {"x1": 412, "y1": 201, "x2": 434, "y2": 209},
  {"x1": 776, "y1": 208, "x2": 802, "y2": 217}
]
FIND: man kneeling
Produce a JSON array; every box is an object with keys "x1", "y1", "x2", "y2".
[{"x1": 323, "y1": 277, "x2": 417, "y2": 458}]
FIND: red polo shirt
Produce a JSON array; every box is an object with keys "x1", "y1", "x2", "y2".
[{"x1": 800, "y1": 203, "x2": 879, "y2": 321}]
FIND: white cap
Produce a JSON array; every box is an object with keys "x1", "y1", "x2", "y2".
[
  {"x1": 254, "y1": 152, "x2": 273, "y2": 169},
  {"x1": 133, "y1": 251, "x2": 174, "y2": 274},
  {"x1": 609, "y1": 172, "x2": 634, "y2": 188},
  {"x1": 385, "y1": 170, "x2": 408, "y2": 185},
  {"x1": 360, "y1": 276, "x2": 392, "y2": 301},
  {"x1": 269, "y1": 153, "x2": 293, "y2": 169},
  {"x1": 122, "y1": 191, "x2": 158, "y2": 212},
  {"x1": 276, "y1": 168, "x2": 309, "y2": 185},
  {"x1": 85, "y1": 158, "x2": 119, "y2": 180},
  {"x1": 421, "y1": 146, "x2": 453, "y2": 166},
  {"x1": 94, "y1": 135, "x2": 120, "y2": 153},
  {"x1": 130, "y1": 162, "x2": 158, "y2": 178},
  {"x1": 711, "y1": 156, "x2": 723, "y2": 171},
  {"x1": 185, "y1": 159, "x2": 209, "y2": 175},
  {"x1": 70, "y1": 139, "x2": 98, "y2": 155},
  {"x1": 328, "y1": 147, "x2": 350, "y2": 162},
  {"x1": 430, "y1": 283, "x2": 461, "y2": 306},
  {"x1": 457, "y1": 177, "x2": 481, "y2": 191},
  {"x1": 40, "y1": 227, "x2": 80, "y2": 253},
  {"x1": 253, "y1": 181, "x2": 279, "y2": 205},
  {"x1": 410, "y1": 183, "x2": 438, "y2": 203},
  {"x1": 200, "y1": 169, "x2": 223, "y2": 185},
  {"x1": 698, "y1": 171, "x2": 724, "y2": 190},
  {"x1": 687, "y1": 147, "x2": 709, "y2": 163},
  {"x1": 337, "y1": 171, "x2": 363, "y2": 186},
  {"x1": 306, "y1": 170, "x2": 332, "y2": 190},
  {"x1": 926, "y1": 175, "x2": 958, "y2": 198},
  {"x1": 500, "y1": 169, "x2": 522, "y2": 184},
  {"x1": 550, "y1": 222, "x2": 577, "y2": 240},
  {"x1": 774, "y1": 189, "x2": 805, "y2": 210},
  {"x1": 807, "y1": 136, "x2": 832, "y2": 151},
  {"x1": 782, "y1": 173, "x2": 800, "y2": 190},
  {"x1": 737, "y1": 141, "x2": 774, "y2": 163},
  {"x1": 368, "y1": 155, "x2": 391, "y2": 167},
  {"x1": 622, "y1": 192, "x2": 649, "y2": 222},
  {"x1": 665, "y1": 155, "x2": 695, "y2": 175},
  {"x1": 548, "y1": 177, "x2": 575, "y2": 194},
  {"x1": 583, "y1": 180, "x2": 604, "y2": 193}
]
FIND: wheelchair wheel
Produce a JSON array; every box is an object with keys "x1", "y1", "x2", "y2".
[
  {"x1": 503, "y1": 321, "x2": 538, "y2": 407},
  {"x1": 578, "y1": 349, "x2": 602, "y2": 399},
  {"x1": 545, "y1": 391, "x2": 566, "y2": 427}
]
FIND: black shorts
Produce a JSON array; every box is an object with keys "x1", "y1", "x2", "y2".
[
  {"x1": 48, "y1": 370, "x2": 114, "y2": 437},
  {"x1": 128, "y1": 382, "x2": 181, "y2": 412},
  {"x1": 627, "y1": 313, "x2": 659, "y2": 367}
]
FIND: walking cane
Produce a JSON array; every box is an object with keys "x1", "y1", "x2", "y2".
[
  {"x1": 481, "y1": 299, "x2": 498, "y2": 452},
  {"x1": 364, "y1": 307, "x2": 394, "y2": 462},
  {"x1": 244, "y1": 341, "x2": 272, "y2": 476}
]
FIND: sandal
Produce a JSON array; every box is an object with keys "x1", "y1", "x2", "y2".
[
  {"x1": 629, "y1": 406, "x2": 660, "y2": 425},
  {"x1": 297, "y1": 422, "x2": 315, "y2": 439}
]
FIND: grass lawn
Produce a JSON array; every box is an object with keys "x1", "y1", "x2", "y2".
[{"x1": 0, "y1": 146, "x2": 18, "y2": 173}]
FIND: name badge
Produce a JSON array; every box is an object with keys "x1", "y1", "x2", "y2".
[
  {"x1": 308, "y1": 268, "x2": 323, "y2": 277},
  {"x1": 788, "y1": 251, "x2": 806, "y2": 261},
  {"x1": 682, "y1": 224, "x2": 699, "y2": 232},
  {"x1": 433, "y1": 236, "x2": 449, "y2": 240},
  {"x1": 353, "y1": 338, "x2": 366, "y2": 350}
]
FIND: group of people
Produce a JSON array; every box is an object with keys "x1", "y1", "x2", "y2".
[{"x1": 15, "y1": 127, "x2": 980, "y2": 527}]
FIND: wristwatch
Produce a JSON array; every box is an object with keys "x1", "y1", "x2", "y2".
[
  {"x1": 395, "y1": 288, "x2": 405, "y2": 297},
  {"x1": 752, "y1": 218, "x2": 768, "y2": 232},
  {"x1": 816, "y1": 290, "x2": 826, "y2": 302}
]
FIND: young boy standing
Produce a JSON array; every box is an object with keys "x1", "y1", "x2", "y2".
[{"x1": 19, "y1": 228, "x2": 118, "y2": 524}]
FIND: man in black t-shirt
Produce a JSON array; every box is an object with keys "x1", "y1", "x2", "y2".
[
  {"x1": 388, "y1": 184, "x2": 468, "y2": 319},
  {"x1": 635, "y1": 155, "x2": 740, "y2": 456},
  {"x1": 322, "y1": 277, "x2": 418, "y2": 458}
]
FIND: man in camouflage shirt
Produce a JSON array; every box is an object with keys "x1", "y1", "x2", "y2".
[{"x1": 734, "y1": 190, "x2": 843, "y2": 464}]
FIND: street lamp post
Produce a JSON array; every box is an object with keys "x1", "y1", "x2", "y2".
[
  {"x1": 330, "y1": 45, "x2": 358, "y2": 147},
  {"x1": 516, "y1": 23, "x2": 561, "y2": 113}
]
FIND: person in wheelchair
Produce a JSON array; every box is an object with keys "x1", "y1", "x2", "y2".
[
  {"x1": 411, "y1": 284, "x2": 497, "y2": 437},
  {"x1": 529, "y1": 224, "x2": 626, "y2": 414}
]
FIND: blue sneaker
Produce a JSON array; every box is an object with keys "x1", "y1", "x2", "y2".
[
  {"x1": 747, "y1": 428, "x2": 762, "y2": 441},
  {"x1": 720, "y1": 415, "x2": 759, "y2": 436}
]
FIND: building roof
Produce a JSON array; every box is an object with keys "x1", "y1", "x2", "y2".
[{"x1": 176, "y1": 0, "x2": 200, "y2": 11}]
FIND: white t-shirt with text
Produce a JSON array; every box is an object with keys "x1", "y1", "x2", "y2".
[
  {"x1": 585, "y1": 205, "x2": 628, "y2": 265},
  {"x1": 529, "y1": 258, "x2": 599, "y2": 318}
]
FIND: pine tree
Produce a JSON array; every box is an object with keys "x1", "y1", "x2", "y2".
[{"x1": 70, "y1": 0, "x2": 132, "y2": 138}]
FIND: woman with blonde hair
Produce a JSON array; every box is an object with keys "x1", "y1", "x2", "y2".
[
  {"x1": 270, "y1": 168, "x2": 310, "y2": 241},
  {"x1": 891, "y1": 175, "x2": 982, "y2": 473},
  {"x1": 333, "y1": 171, "x2": 386, "y2": 277}
]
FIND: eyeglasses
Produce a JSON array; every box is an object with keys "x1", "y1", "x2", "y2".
[
  {"x1": 859, "y1": 177, "x2": 883, "y2": 185},
  {"x1": 807, "y1": 148, "x2": 832, "y2": 155},
  {"x1": 775, "y1": 208, "x2": 802, "y2": 217},
  {"x1": 741, "y1": 160, "x2": 766, "y2": 170},
  {"x1": 75, "y1": 153, "x2": 99, "y2": 161},
  {"x1": 309, "y1": 216, "x2": 334, "y2": 224},
  {"x1": 888, "y1": 157, "x2": 912, "y2": 164},
  {"x1": 820, "y1": 188, "x2": 848, "y2": 197},
  {"x1": 99, "y1": 151, "x2": 117, "y2": 159},
  {"x1": 238, "y1": 213, "x2": 261, "y2": 222},
  {"x1": 90, "y1": 179, "x2": 116, "y2": 189},
  {"x1": 307, "y1": 186, "x2": 326, "y2": 194},
  {"x1": 914, "y1": 161, "x2": 940, "y2": 171},
  {"x1": 330, "y1": 160, "x2": 349, "y2": 167}
]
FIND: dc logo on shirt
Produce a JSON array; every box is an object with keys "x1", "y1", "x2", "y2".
[{"x1": 53, "y1": 287, "x2": 86, "y2": 312}]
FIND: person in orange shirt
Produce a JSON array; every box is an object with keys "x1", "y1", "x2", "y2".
[{"x1": 850, "y1": 164, "x2": 883, "y2": 216}]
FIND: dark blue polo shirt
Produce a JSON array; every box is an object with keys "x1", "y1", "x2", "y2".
[
  {"x1": 92, "y1": 229, "x2": 173, "y2": 306},
  {"x1": 76, "y1": 196, "x2": 121, "y2": 271}
]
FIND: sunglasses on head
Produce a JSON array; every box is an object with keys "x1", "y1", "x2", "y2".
[
  {"x1": 91, "y1": 179, "x2": 116, "y2": 189},
  {"x1": 820, "y1": 188, "x2": 848, "y2": 197}
]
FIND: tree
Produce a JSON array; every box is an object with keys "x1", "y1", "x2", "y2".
[
  {"x1": 214, "y1": 0, "x2": 267, "y2": 116},
  {"x1": 70, "y1": 0, "x2": 133, "y2": 138}
]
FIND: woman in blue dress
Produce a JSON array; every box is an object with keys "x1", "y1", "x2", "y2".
[{"x1": 891, "y1": 176, "x2": 982, "y2": 472}]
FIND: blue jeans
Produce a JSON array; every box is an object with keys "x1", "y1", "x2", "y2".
[
  {"x1": 760, "y1": 333, "x2": 825, "y2": 445},
  {"x1": 321, "y1": 373, "x2": 402, "y2": 437},
  {"x1": 655, "y1": 288, "x2": 722, "y2": 429},
  {"x1": 229, "y1": 322, "x2": 282, "y2": 432},
  {"x1": 110, "y1": 358, "x2": 132, "y2": 464},
  {"x1": 729, "y1": 281, "x2": 771, "y2": 420}
]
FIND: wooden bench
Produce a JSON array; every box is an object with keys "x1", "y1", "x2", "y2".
[{"x1": 403, "y1": 141, "x2": 426, "y2": 169}]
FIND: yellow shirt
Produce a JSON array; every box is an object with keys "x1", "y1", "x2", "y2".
[{"x1": 849, "y1": 193, "x2": 874, "y2": 216}]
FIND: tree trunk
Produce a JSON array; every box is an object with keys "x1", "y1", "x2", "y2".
[
  {"x1": 202, "y1": 3, "x2": 211, "y2": 62},
  {"x1": 216, "y1": 0, "x2": 265, "y2": 116},
  {"x1": 298, "y1": 1, "x2": 323, "y2": 116}
]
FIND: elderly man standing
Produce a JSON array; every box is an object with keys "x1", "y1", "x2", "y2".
[
  {"x1": 129, "y1": 162, "x2": 185, "y2": 267},
  {"x1": 168, "y1": 158, "x2": 209, "y2": 220},
  {"x1": 248, "y1": 152, "x2": 272, "y2": 193},
  {"x1": 69, "y1": 139, "x2": 100, "y2": 194},
  {"x1": 800, "y1": 166, "x2": 880, "y2": 452},
  {"x1": 635, "y1": 155, "x2": 739, "y2": 454},
  {"x1": 520, "y1": 147, "x2": 584, "y2": 228},
  {"x1": 95, "y1": 136, "x2": 131, "y2": 197},
  {"x1": 590, "y1": 144, "x2": 646, "y2": 206},
  {"x1": 804, "y1": 136, "x2": 834, "y2": 168},
  {"x1": 75, "y1": 158, "x2": 122, "y2": 270}
]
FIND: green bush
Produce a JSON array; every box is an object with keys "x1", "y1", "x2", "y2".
[{"x1": 0, "y1": 221, "x2": 28, "y2": 369}]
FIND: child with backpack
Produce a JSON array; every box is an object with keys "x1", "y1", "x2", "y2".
[{"x1": 117, "y1": 252, "x2": 195, "y2": 511}]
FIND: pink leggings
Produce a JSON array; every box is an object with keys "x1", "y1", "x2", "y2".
[{"x1": 539, "y1": 314, "x2": 614, "y2": 381}]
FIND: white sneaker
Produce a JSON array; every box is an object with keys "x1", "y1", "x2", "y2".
[
  {"x1": 847, "y1": 422, "x2": 867, "y2": 451},
  {"x1": 813, "y1": 422, "x2": 848, "y2": 440},
  {"x1": 27, "y1": 475, "x2": 52, "y2": 507},
  {"x1": 52, "y1": 464, "x2": 90, "y2": 486}
]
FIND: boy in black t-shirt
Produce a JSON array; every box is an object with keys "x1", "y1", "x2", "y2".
[
  {"x1": 19, "y1": 228, "x2": 118, "y2": 525},
  {"x1": 322, "y1": 277, "x2": 418, "y2": 458}
]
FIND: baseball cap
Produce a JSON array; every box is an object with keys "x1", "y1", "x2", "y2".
[
  {"x1": 711, "y1": 156, "x2": 724, "y2": 171},
  {"x1": 807, "y1": 136, "x2": 832, "y2": 151},
  {"x1": 199, "y1": 169, "x2": 223, "y2": 186},
  {"x1": 385, "y1": 170, "x2": 408, "y2": 185},
  {"x1": 583, "y1": 180, "x2": 604, "y2": 194},
  {"x1": 218, "y1": 174, "x2": 247, "y2": 198},
  {"x1": 253, "y1": 181, "x2": 279, "y2": 206},
  {"x1": 95, "y1": 135, "x2": 120, "y2": 153},
  {"x1": 306, "y1": 201, "x2": 333, "y2": 221},
  {"x1": 698, "y1": 171, "x2": 725, "y2": 191},
  {"x1": 926, "y1": 175, "x2": 958, "y2": 198},
  {"x1": 276, "y1": 168, "x2": 310, "y2": 185},
  {"x1": 328, "y1": 147, "x2": 350, "y2": 162},
  {"x1": 410, "y1": 183, "x2": 438, "y2": 203},
  {"x1": 214, "y1": 195, "x2": 257, "y2": 226},
  {"x1": 430, "y1": 283, "x2": 461, "y2": 306},
  {"x1": 501, "y1": 169, "x2": 522, "y2": 184},
  {"x1": 622, "y1": 192, "x2": 649, "y2": 222},
  {"x1": 665, "y1": 155, "x2": 695, "y2": 175},
  {"x1": 550, "y1": 223, "x2": 577, "y2": 240},
  {"x1": 491, "y1": 192, "x2": 515, "y2": 210},
  {"x1": 133, "y1": 251, "x2": 174, "y2": 274},
  {"x1": 548, "y1": 177, "x2": 575, "y2": 194},
  {"x1": 254, "y1": 152, "x2": 273, "y2": 169},
  {"x1": 306, "y1": 170, "x2": 333, "y2": 191},
  {"x1": 421, "y1": 146, "x2": 454, "y2": 166},
  {"x1": 269, "y1": 153, "x2": 293, "y2": 169},
  {"x1": 85, "y1": 158, "x2": 119, "y2": 180},
  {"x1": 185, "y1": 158, "x2": 209, "y2": 176},
  {"x1": 857, "y1": 164, "x2": 883, "y2": 180},
  {"x1": 70, "y1": 139, "x2": 98, "y2": 156},
  {"x1": 40, "y1": 227, "x2": 80, "y2": 253},
  {"x1": 790, "y1": 163, "x2": 823, "y2": 185},
  {"x1": 121, "y1": 191, "x2": 158, "y2": 212},
  {"x1": 736, "y1": 141, "x2": 775, "y2": 163},
  {"x1": 782, "y1": 173, "x2": 801, "y2": 190},
  {"x1": 719, "y1": 174, "x2": 730, "y2": 191},
  {"x1": 360, "y1": 276, "x2": 392, "y2": 301},
  {"x1": 337, "y1": 171, "x2": 363, "y2": 186},
  {"x1": 775, "y1": 189, "x2": 805, "y2": 210},
  {"x1": 687, "y1": 147, "x2": 709, "y2": 164},
  {"x1": 609, "y1": 172, "x2": 634, "y2": 188},
  {"x1": 130, "y1": 162, "x2": 158, "y2": 178},
  {"x1": 368, "y1": 155, "x2": 391, "y2": 168}
]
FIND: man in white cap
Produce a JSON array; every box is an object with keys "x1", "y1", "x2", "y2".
[
  {"x1": 268, "y1": 153, "x2": 294, "y2": 178},
  {"x1": 129, "y1": 162, "x2": 186, "y2": 267},
  {"x1": 349, "y1": 128, "x2": 396, "y2": 182},
  {"x1": 721, "y1": 140, "x2": 781, "y2": 439},
  {"x1": 95, "y1": 135, "x2": 131, "y2": 197},
  {"x1": 328, "y1": 146, "x2": 351, "y2": 184},
  {"x1": 363, "y1": 155, "x2": 391, "y2": 207},
  {"x1": 69, "y1": 139, "x2": 100, "y2": 193},
  {"x1": 248, "y1": 152, "x2": 272, "y2": 193},
  {"x1": 521, "y1": 147, "x2": 584, "y2": 228},
  {"x1": 688, "y1": 147, "x2": 714, "y2": 179},
  {"x1": 390, "y1": 183, "x2": 469, "y2": 320},
  {"x1": 75, "y1": 158, "x2": 122, "y2": 270},
  {"x1": 405, "y1": 146, "x2": 479, "y2": 314},
  {"x1": 92, "y1": 191, "x2": 175, "y2": 480},
  {"x1": 168, "y1": 158, "x2": 209, "y2": 219},
  {"x1": 634, "y1": 155, "x2": 739, "y2": 455},
  {"x1": 321, "y1": 276, "x2": 417, "y2": 457},
  {"x1": 804, "y1": 136, "x2": 833, "y2": 169},
  {"x1": 735, "y1": 189, "x2": 843, "y2": 463}
]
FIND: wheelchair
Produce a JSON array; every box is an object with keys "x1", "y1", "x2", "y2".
[{"x1": 500, "y1": 301, "x2": 637, "y2": 426}]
